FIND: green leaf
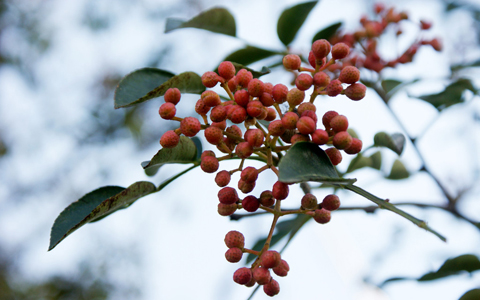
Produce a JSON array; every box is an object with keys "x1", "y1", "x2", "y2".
[
  {"x1": 347, "y1": 128, "x2": 358, "y2": 139},
  {"x1": 165, "y1": 7, "x2": 236, "y2": 37},
  {"x1": 114, "y1": 69, "x2": 205, "y2": 108},
  {"x1": 387, "y1": 159, "x2": 409, "y2": 179},
  {"x1": 370, "y1": 151, "x2": 382, "y2": 170},
  {"x1": 415, "y1": 78, "x2": 476, "y2": 111},
  {"x1": 346, "y1": 153, "x2": 373, "y2": 173},
  {"x1": 311, "y1": 22, "x2": 342, "y2": 43},
  {"x1": 278, "y1": 142, "x2": 356, "y2": 185},
  {"x1": 460, "y1": 289, "x2": 480, "y2": 300},
  {"x1": 344, "y1": 184, "x2": 446, "y2": 242},
  {"x1": 223, "y1": 46, "x2": 280, "y2": 67},
  {"x1": 49, "y1": 182, "x2": 156, "y2": 250},
  {"x1": 277, "y1": 1, "x2": 319, "y2": 46},
  {"x1": 373, "y1": 132, "x2": 406, "y2": 156},
  {"x1": 230, "y1": 63, "x2": 271, "y2": 79},
  {"x1": 142, "y1": 136, "x2": 198, "y2": 175},
  {"x1": 381, "y1": 79, "x2": 402, "y2": 94},
  {"x1": 191, "y1": 136, "x2": 203, "y2": 161}
]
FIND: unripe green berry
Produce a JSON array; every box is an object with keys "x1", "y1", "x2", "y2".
[
  {"x1": 282, "y1": 54, "x2": 301, "y2": 70},
  {"x1": 164, "y1": 87, "x2": 181, "y2": 105}
]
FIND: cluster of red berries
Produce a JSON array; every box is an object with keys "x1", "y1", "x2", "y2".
[
  {"x1": 329, "y1": 3, "x2": 442, "y2": 73},
  {"x1": 157, "y1": 37, "x2": 364, "y2": 296}
]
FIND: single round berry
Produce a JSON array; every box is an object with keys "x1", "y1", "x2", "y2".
[
  {"x1": 313, "y1": 72, "x2": 331, "y2": 87},
  {"x1": 218, "y1": 203, "x2": 237, "y2": 216},
  {"x1": 218, "y1": 61, "x2": 236, "y2": 81},
  {"x1": 238, "y1": 179, "x2": 255, "y2": 194},
  {"x1": 234, "y1": 89, "x2": 250, "y2": 107},
  {"x1": 295, "y1": 73, "x2": 313, "y2": 91},
  {"x1": 263, "y1": 279, "x2": 280, "y2": 296},
  {"x1": 311, "y1": 129, "x2": 329, "y2": 145},
  {"x1": 259, "y1": 92, "x2": 274, "y2": 107},
  {"x1": 282, "y1": 54, "x2": 301, "y2": 70},
  {"x1": 236, "y1": 69, "x2": 253, "y2": 87},
  {"x1": 261, "y1": 250, "x2": 281, "y2": 268},
  {"x1": 200, "y1": 156, "x2": 219, "y2": 173},
  {"x1": 281, "y1": 112, "x2": 299, "y2": 130},
  {"x1": 242, "y1": 195, "x2": 260, "y2": 212},
  {"x1": 246, "y1": 100, "x2": 265, "y2": 119},
  {"x1": 195, "y1": 99, "x2": 210, "y2": 115},
  {"x1": 210, "y1": 105, "x2": 227, "y2": 122},
  {"x1": 212, "y1": 120, "x2": 227, "y2": 130},
  {"x1": 225, "y1": 247, "x2": 243, "y2": 263},
  {"x1": 164, "y1": 87, "x2": 181, "y2": 105},
  {"x1": 244, "y1": 129, "x2": 265, "y2": 147},
  {"x1": 215, "y1": 170, "x2": 231, "y2": 187},
  {"x1": 234, "y1": 142, "x2": 252, "y2": 159},
  {"x1": 338, "y1": 66, "x2": 360, "y2": 84},
  {"x1": 247, "y1": 78, "x2": 265, "y2": 97},
  {"x1": 201, "y1": 90, "x2": 221, "y2": 107},
  {"x1": 333, "y1": 131, "x2": 353, "y2": 149},
  {"x1": 322, "y1": 111, "x2": 339, "y2": 129},
  {"x1": 201, "y1": 71, "x2": 221, "y2": 88},
  {"x1": 308, "y1": 50, "x2": 316, "y2": 68},
  {"x1": 160, "y1": 130, "x2": 180, "y2": 148},
  {"x1": 218, "y1": 187, "x2": 239, "y2": 205},
  {"x1": 260, "y1": 190, "x2": 275, "y2": 207},
  {"x1": 228, "y1": 105, "x2": 247, "y2": 124},
  {"x1": 158, "y1": 102, "x2": 176, "y2": 120},
  {"x1": 228, "y1": 76, "x2": 238, "y2": 92},
  {"x1": 204, "y1": 126, "x2": 224, "y2": 145},
  {"x1": 297, "y1": 102, "x2": 316, "y2": 115},
  {"x1": 272, "y1": 259, "x2": 290, "y2": 277},
  {"x1": 180, "y1": 117, "x2": 201, "y2": 137},
  {"x1": 322, "y1": 194, "x2": 340, "y2": 211},
  {"x1": 265, "y1": 107, "x2": 277, "y2": 121},
  {"x1": 241, "y1": 167, "x2": 259, "y2": 183},
  {"x1": 331, "y1": 42, "x2": 350, "y2": 60},
  {"x1": 268, "y1": 120, "x2": 286, "y2": 137},
  {"x1": 344, "y1": 83, "x2": 367, "y2": 101},
  {"x1": 272, "y1": 84, "x2": 288, "y2": 104},
  {"x1": 344, "y1": 137, "x2": 363, "y2": 154},
  {"x1": 253, "y1": 267, "x2": 271, "y2": 285},
  {"x1": 287, "y1": 88, "x2": 305, "y2": 107},
  {"x1": 291, "y1": 133, "x2": 310, "y2": 144},
  {"x1": 313, "y1": 208, "x2": 331, "y2": 224},
  {"x1": 233, "y1": 267, "x2": 252, "y2": 285},
  {"x1": 201, "y1": 150, "x2": 215, "y2": 159},
  {"x1": 312, "y1": 39, "x2": 331, "y2": 59},
  {"x1": 326, "y1": 79, "x2": 343, "y2": 97},
  {"x1": 225, "y1": 230, "x2": 245, "y2": 249},
  {"x1": 325, "y1": 147, "x2": 342, "y2": 165},
  {"x1": 301, "y1": 110, "x2": 318, "y2": 123},
  {"x1": 301, "y1": 193, "x2": 318, "y2": 210},
  {"x1": 272, "y1": 181, "x2": 289, "y2": 200},
  {"x1": 297, "y1": 116, "x2": 316, "y2": 135},
  {"x1": 330, "y1": 115, "x2": 349, "y2": 132}
]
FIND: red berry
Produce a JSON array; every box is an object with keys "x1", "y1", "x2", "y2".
[
  {"x1": 240, "y1": 167, "x2": 259, "y2": 183},
  {"x1": 297, "y1": 102, "x2": 316, "y2": 115},
  {"x1": 225, "y1": 247, "x2": 243, "y2": 263},
  {"x1": 295, "y1": 73, "x2": 313, "y2": 91},
  {"x1": 195, "y1": 99, "x2": 210, "y2": 115},
  {"x1": 331, "y1": 43, "x2": 350, "y2": 60},
  {"x1": 238, "y1": 179, "x2": 255, "y2": 194},
  {"x1": 268, "y1": 120, "x2": 286, "y2": 136},
  {"x1": 204, "y1": 126, "x2": 224, "y2": 145},
  {"x1": 312, "y1": 39, "x2": 331, "y2": 59},
  {"x1": 344, "y1": 137, "x2": 363, "y2": 154},
  {"x1": 301, "y1": 110, "x2": 318, "y2": 123},
  {"x1": 261, "y1": 250, "x2": 281, "y2": 268},
  {"x1": 272, "y1": 84, "x2": 288, "y2": 104},
  {"x1": 287, "y1": 88, "x2": 305, "y2": 107},
  {"x1": 272, "y1": 181, "x2": 289, "y2": 200},
  {"x1": 259, "y1": 92, "x2": 275, "y2": 107},
  {"x1": 158, "y1": 102, "x2": 176, "y2": 120},
  {"x1": 164, "y1": 87, "x2": 181, "y2": 105},
  {"x1": 253, "y1": 267, "x2": 271, "y2": 285},
  {"x1": 218, "y1": 61, "x2": 236, "y2": 81},
  {"x1": 180, "y1": 117, "x2": 201, "y2": 137},
  {"x1": 218, "y1": 203, "x2": 237, "y2": 216},
  {"x1": 228, "y1": 105, "x2": 247, "y2": 124},
  {"x1": 301, "y1": 193, "x2": 318, "y2": 210},
  {"x1": 233, "y1": 267, "x2": 252, "y2": 285},
  {"x1": 322, "y1": 194, "x2": 340, "y2": 211},
  {"x1": 282, "y1": 112, "x2": 299, "y2": 130},
  {"x1": 330, "y1": 115, "x2": 349, "y2": 132},
  {"x1": 201, "y1": 71, "x2": 221, "y2": 88},
  {"x1": 265, "y1": 108, "x2": 277, "y2": 121},
  {"x1": 291, "y1": 133, "x2": 310, "y2": 144},
  {"x1": 272, "y1": 259, "x2": 290, "y2": 277},
  {"x1": 225, "y1": 230, "x2": 245, "y2": 249},
  {"x1": 236, "y1": 69, "x2": 253, "y2": 87},
  {"x1": 332, "y1": 131, "x2": 353, "y2": 149},
  {"x1": 313, "y1": 72, "x2": 330, "y2": 87},
  {"x1": 244, "y1": 129, "x2": 265, "y2": 147},
  {"x1": 212, "y1": 120, "x2": 227, "y2": 130},
  {"x1": 234, "y1": 89, "x2": 250, "y2": 107},
  {"x1": 313, "y1": 208, "x2": 331, "y2": 224},
  {"x1": 326, "y1": 79, "x2": 343, "y2": 97},
  {"x1": 200, "y1": 156, "x2": 219, "y2": 173},
  {"x1": 247, "y1": 78, "x2": 265, "y2": 97},
  {"x1": 308, "y1": 50, "x2": 316, "y2": 68},
  {"x1": 263, "y1": 279, "x2": 280, "y2": 296},
  {"x1": 246, "y1": 100, "x2": 266, "y2": 118},
  {"x1": 282, "y1": 54, "x2": 301, "y2": 70},
  {"x1": 218, "y1": 187, "x2": 239, "y2": 205},
  {"x1": 322, "y1": 111, "x2": 339, "y2": 129},
  {"x1": 201, "y1": 150, "x2": 215, "y2": 159},
  {"x1": 260, "y1": 190, "x2": 275, "y2": 207},
  {"x1": 325, "y1": 147, "x2": 342, "y2": 165},
  {"x1": 215, "y1": 170, "x2": 231, "y2": 187},
  {"x1": 201, "y1": 90, "x2": 221, "y2": 107},
  {"x1": 344, "y1": 83, "x2": 366, "y2": 101},
  {"x1": 242, "y1": 195, "x2": 260, "y2": 212},
  {"x1": 297, "y1": 116, "x2": 316, "y2": 135},
  {"x1": 160, "y1": 130, "x2": 180, "y2": 148},
  {"x1": 311, "y1": 129, "x2": 329, "y2": 145},
  {"x1": 338, "y1": 66, "x2": 360, "y2": 84},
  {"x1": 235, "y1": 142, "x2": 253, "y2": 158}
]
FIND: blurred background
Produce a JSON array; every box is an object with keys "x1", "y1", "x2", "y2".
[{"x1": 0, "y1": 0, "x2": 479, "y2": 299}]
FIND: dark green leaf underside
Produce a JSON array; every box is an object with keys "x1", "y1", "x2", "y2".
[
  {"x1": 374, "y1": 132, "x2": 405, "y2": 156},
  {"x1": 115, "y1": 69, "x2": 204, "y2": 108},
  {"x1": 278, "y1": 142, "x2": 355, "y2": 184},
  {"x1": 460, "y1": 289, "x2": 480, "y2": 300},
  {"x1": 165, "y1": 8, "x2": 236, "y2": 37},
  {"x1": 49, "y1": 181, "x2": 156, "y2": 251},
  {"x1": 381, "y1": 79, "x2": 402, "y2": 94},
  {"x1": 311, "y1": 22, "x2": 342, "y2": 43},
  {"x1": 142, "y1": 136, "x2": 198, "y2": 174},
  {"x1": 277, "y1": 1, "x2": 318, "y2": 46},
  {"x1": 223, "y1": 46, "x2": 280, "y2": 67},
  {"x1": 387, "y1": 159, "x2": 409, "y2": 179},
  {"x1": 415, "y1": 78, "x2": 476, "y2": 111}
]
